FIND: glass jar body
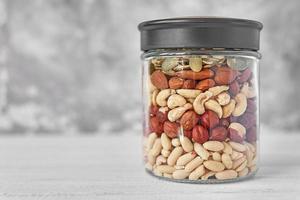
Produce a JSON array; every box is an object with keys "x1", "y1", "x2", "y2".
[{"x1": 142, "y1": 49, "x2": 260, "y2": 183}]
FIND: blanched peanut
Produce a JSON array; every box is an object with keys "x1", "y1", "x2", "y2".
[
  {"x1": 189, "y1": 165, "x2": 205, "y2": 180},
  {"x1": 181, "y1": 136, "x2": 193, "y2": 152},
  {"x1": 249, "y1": 165, "x2": 257, "y2": 172},
  {"x1": 150, "y1": 138, "x2": 162, "y2": 157},
  {"x1": 231, "y1": 151, "x2": 244, "y2": 160},
  {"x1": 161, "y1": 149, "x2": 171, "y2": 157},
  {"x1": 229, "y1": 141, "x2": 246, "y2": 152},
  {"x1": 176, "y1": 152, "x2": 196, "y2": 166},
  {"x1": 238, "y1": 167, "x2": 249, "y2": 177},
  {"x1": 175, "y1": 165, "x2": 185, "y2": 170},
  {"x1": 172, "y1": 138, "x2": 181, "y2": 147},
  {"x1": 212, "y1": 152, "x2": 221, "y2": 161},
  {"x1": 222, "y1": 153, "x2": 233, "y2": 169},
  {"x1": 185, "y1": 157, "x2": 203, "y2": 172},
  {"x1": 147, "y1": 152, "x2": 156, "y2": 165},
  {"x1": 233, "y1": 156, "x2": 246, "y2": 169},
  {"x1": 173, "y1": 170, "x2": 190, "y2": 180},
  {"x1": 194, "y1": 143, "x2": 210, "y2": 160},
  {"x1": 145, "y1": 162, "x2": 153, "y2": 171},
  {"x1": 161, "y1": 133, "x2": 171, "y2": 150},
  {"x1": 223, "y1": 142, "x2": 233, "y2": 154},
  {"x1": 153, "y1": 168, "x2": 163, "y2": 176},
  {"x1": 156, "y1": 165, "x2": 176, "y2": 174},
  {"x1": 236, "y1": 160, "x2": 248, "y2": 172},
  {"x1": 203, "y1": 160, "x2": 225, "y2": 172},
  {"x1": 247, "y1": 155, "x2": 257, "y2": 167},
  {"x1": 167, "y1": 147, "x2": 184, "y2": 166},
  {"x1": 156, "y1": 155, "x2": 167, "y2": 165},
  {"x1": 163, "y1": 173, "x2": 173, "y2": 178},
  {"x1": 245, "y1": 142, "x2": 256, "y2": 153},
  {"x1": 203, "y1": 141, "x2": 224, "y2": 152},
  {"x1": 245, "y1": 146, "x2": 254, "y2": 164},
  {"x1": 146, "y1": 132, "x2": 157, "y2": 152},
  {"x1": 215, "y1": 170, "x2": 238, "y2": 180}
]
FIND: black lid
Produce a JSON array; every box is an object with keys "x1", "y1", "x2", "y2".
[{"x1": 138, "y1": 17, "x2": 263, "y2": 51}]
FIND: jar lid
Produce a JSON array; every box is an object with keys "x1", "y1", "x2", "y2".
[{"x1": 138, "y1": 17, "x2": 263, "y2": 51}]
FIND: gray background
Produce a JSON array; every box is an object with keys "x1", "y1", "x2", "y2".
[{"x1": 0, "y1": 0, "x2": 299, "y2": 134}]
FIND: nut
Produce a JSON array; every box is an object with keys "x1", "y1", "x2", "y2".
[
  {"x1": 195, "y1": 79, "x2": 216, "y2": 91},
  {"x1": 180, "y1": 136, "x2": 194, "y2": 152},
  {"x1": 222, "y1": 99, "x2": 236, "y2": 118},
  {"x1": 238, "y1": 68, "x2": 252, "y2": 83},
  {"x1": 146, "y1": 132, "x2": 158, "y2": 152},
  {"x1": 185, "y1": 157, "x2": 203, "y2": 172},
  {"x1": 232, "y1": 93, "x2": 247, "y2": 116},
  {"x1": 203, "y1": 141, "x2": 224, "y2": 152},
  {"x1": 246, "y1": 127, "x2": 257, "y2": 142},
  {"x1": 156, "y1": 89, "x2": 175, "y2": 107},
  {"x1": 149, "y1": 117, "x2": 163, "y2": 135},
  {"x1": 223, "y1": 142, "x2": 233, "y2": 155},
  {"x1": 216, "y1": 92, "x2": 231, "y2": 106},
  {"x1": 168, "y1": 103, "x2": 192, "y2": 122},
  {"x1": 161, "y1": 57, "x2": 178, "y2": 72},
  {"x1": 238, "y1": 167, "x2": 249, "y2": 177},
  {"x1": 203, "y1": 160, "x2": 225, "y2": 172},
  {"x1": 173, "y1": 170, "x2": 190, "y2": 180},
  {"x1": 189, "y1": 57, "x2": 203, "y2": 72},
  {"x1": 241, "y1": 82, "x2": 256, "y2": 98},
  {"x1": 204, "y1": 99, "x2": 223, "y2": 118},
  {"x1": 175, "y1": 69, "x2": 214, "y2": 80},
  {"x1": 229, "y1": 80, "x2": 240, "y2": 96},
  {"x1": 182, "y1": 80, "x2": 196, "y2": 89},
  {"x1": 167, "y1": 147, "x2": 184, "y2": 166},
  {"x1": 151, "y1": 89, "x2": 159, "y2": 106},
  {"x1": 169, "y1": 77, "x2": 184, "y2": 89},
  {"x1": 167, "y1": 94, "x2": 187, "y2": 109},
  {"x1": 214, "y1": 67, "x2": 238, "y2": 85},
  {"x1": 183, "y1": 130, "x2": 192, "y2": 140},
  {"x1": 150, "y1": 70, "x2": 169, "y2": 89},
  {"x1": 194, "y1": 143, "x2": 210, "y2": 160},
  {"x1": 171, "y1": 138, "x2": 181, "y2": 147},
  {"x1": 193, "y1": 91, "x2": 213, "y2": 115},
  {"x1": 161, "y1": 133, "x2": 172, "y2": 150},
  {"x1": 208, "y1": 85, "x2": 229, "y2": 96},
  {"x1": 156, "y1": 155, "x2": 167, "y2": 165},
  {"x1": 201, "y1": 171, "x2": 216, "y2": 180},
  {"x1": 221, "y1": 153, "x2": 233, "y2": 169},
  {"x1": 192, "y1": 125, "x2": 209, "y2": 144},
  {"x1": 200, "y1": 110, "x2": 219, "y2": 129},
  {"x1": 156, "y1": 107, "x2": 168, "y2": 123},
  {"x1": 176, "y1": 89, "x2": 201, "y2": 98},
  {"x1": 176, "y1": 152, "x2": 196, "y2": 166},
  {"x1": 210, "y1": 126, "x2": 228, "y2": 141},
  {"x1": 229, "y1": 141, "x2": 247, "y2": 152},
  {"x1": 149, "y1": 105, "x2": 159, "y2": 116},
  {"x1": 149, "y1": 138, "x2": 162, "y2": 157},
  {"x1": 212, "y1": 152, "x2": 221, "y2": 161},
  {"x1": 215, "y1": 170, "x2": 237, "y2": 180},
  {"x1": 229, "y1": 122, "x2": 246, "y2": 143},
  {"x1": 239, "y1": 112, "x2": 256, "y2": 129},
  {"x1": 180, "y1": 111, "x2": 199, "y2": 130},
  {"x1": 163, "y1": 121, "x2": 179, "y2": 138},
  {"x1": 189, "y1": 165, "x2": 205, "y2": 180},
  {"x1": 161, "y1": 149, "x2": 171, "y2": 157},
  {"x1": 156, "y1": 165, "x2": 176, "y2": 174}
]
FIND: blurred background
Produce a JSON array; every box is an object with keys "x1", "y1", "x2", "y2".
[{"x1": 0, "y1": 0, "x2": 299, "y2": 135}]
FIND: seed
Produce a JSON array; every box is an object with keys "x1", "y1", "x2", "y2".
[{"x1": 189, "y1": 57, "x2": 202, "y2": 72}]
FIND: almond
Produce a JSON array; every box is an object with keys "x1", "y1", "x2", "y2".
[
  {"x1": 163, "y1": 121, "x2": 179, "y2": 138},
  {"x1": 175, "y1": 69, "x2": 214, "y2": 80},
  {"x1": 169, "y1": 77, "x2": 184, "y2": 89},
  {"x1": 215, "y1": 67, "x2": 238, "y2": 85},
  {"x1": 180, "y1": 111, "x2": 199, "y2": 130},
  {"x1": 150, "y1": 70, "x2": 169, "y2": 89},
  {"x1": 192, "y1": 125, "x2": 209, "y2": 144},
  {"x1": 182, "y1": 80, "x2": 196, "y2": 89},
  {"x1": 210, "y1": 126, "x2": 228, "y2": 141},
  {"x1": 195, "y1": 79, "x2": 216, "y2": 91}
]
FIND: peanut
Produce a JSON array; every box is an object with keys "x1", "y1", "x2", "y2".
[
  {"x1": 173, "y1": 170, "x2": 190, "y2": 180},
  {"x1": 185, "y1": 157, "x2": 203, "y2": 172},
  {"x1": 215, "y1": 170, "x2": 238, "y2": 180},
  {"x1": 156, "y1": 165, "x2": 176, "y2": 174},
  {"x1": 180, "y1": 136, "x2": 194, "y2": 152},
  {"x1": 222, "y1": 153, "x2": 233, "y2": 169},
  {"x1": 171, "y1": 138, "x2": 181, "y2": 147},
  {"x1": 167, "y1": 147, "x2": 184, "y2": 166},
  {"x1": 146, "y1": 132, "x2": 157, "y2": 152},
  {"x1": 194, "y1": 143, "x2": 210, "y2": 160},
  {"x1": 229, "y1": 141, "x2": 247, "y2": 152},
  {"x1": 150, "y1": 138, "x2": 162, "y2": 157},
  {"x1": 161, "y1": 133, "x2": 171, "y2": 150},
  {"x1": 176, "y1": 152, "x2": 196, "y2": 166},
  {"x1": 238, "y1": 167, "x2": 249, "y2": 177},
  {"x1": 189, "y1": 165, "x2": 205, "y2": 180},
  {"x1": 203, "y1": 141, "x2": 224, "y2": 152},
  {"x1": 203, "y1": 160, "x2": 225, "y2": 172}
]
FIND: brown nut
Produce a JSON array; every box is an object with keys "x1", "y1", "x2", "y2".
[
  {"x1": 210, "y1": 126, "x2": 228, "y2": 141},
  {"x1": 150, "y1": 70, "x2": 169, "y2": 89},
  {"x1": 239, "y1": 112, "x2": 256, "y2": 129},
  {"x1": 182, "y1": 80, "x2": 196, "y2": 89},
  {"x1": 246, "y1": 126, "x2": 257, "y2": 142},
  {"x1": 192, "y1": 125, "x2": 209, "y2": 144},
  {"x1": 175, "y1": 69, "x2": 214, "y2": 80},
  {"x1": 169, "y1": 77, "x2": 184, "y2": 89},
  {"x1": 200, "y1": 110, "x2": 219, "y2": 129},
  {"x1": 229, "y1": 80, "x2": 240, "y2": 96},
  {"x1": 214, "y1": 67, "x2": 238, "y2": 85},
  {"x1": 180, "y1": 111, "x2": 199, "y2": 130},
  {"x1": 163, "y1": 121, "x2": 179, "y2": 138},
  {"x1": 149, "y1": 117, "x2": 163, "y2": 135},
  {"x1": 238, "y1": 68, "x2": 252, "y2": 83},
  {"x1": 195, "y1": 79, "x2": 216, "y2": 91},
  {"x1": 156, "y1": 108, "x2": 168, "y2": 123}
]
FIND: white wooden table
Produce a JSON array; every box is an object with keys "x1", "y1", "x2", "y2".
[{"x1": 0, "y1": 127, "x2": 299, "y2": 200}]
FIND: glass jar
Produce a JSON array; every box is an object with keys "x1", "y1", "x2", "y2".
[{"x1": 139, "y1": 18, "x2": 262, "y2": 183}]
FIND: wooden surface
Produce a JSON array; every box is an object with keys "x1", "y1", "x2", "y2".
[{"x1": 0, "y1": 128, "x2": 299, "y2": 200}]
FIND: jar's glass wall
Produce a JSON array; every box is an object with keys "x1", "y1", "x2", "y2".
[{"x1": 142, "y1": 50, "x2": 259, "y2": 183}]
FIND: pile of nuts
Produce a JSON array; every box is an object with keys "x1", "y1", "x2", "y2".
[{"x1": 144, "y1": 55, "x2": 258, "y2": 181}]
